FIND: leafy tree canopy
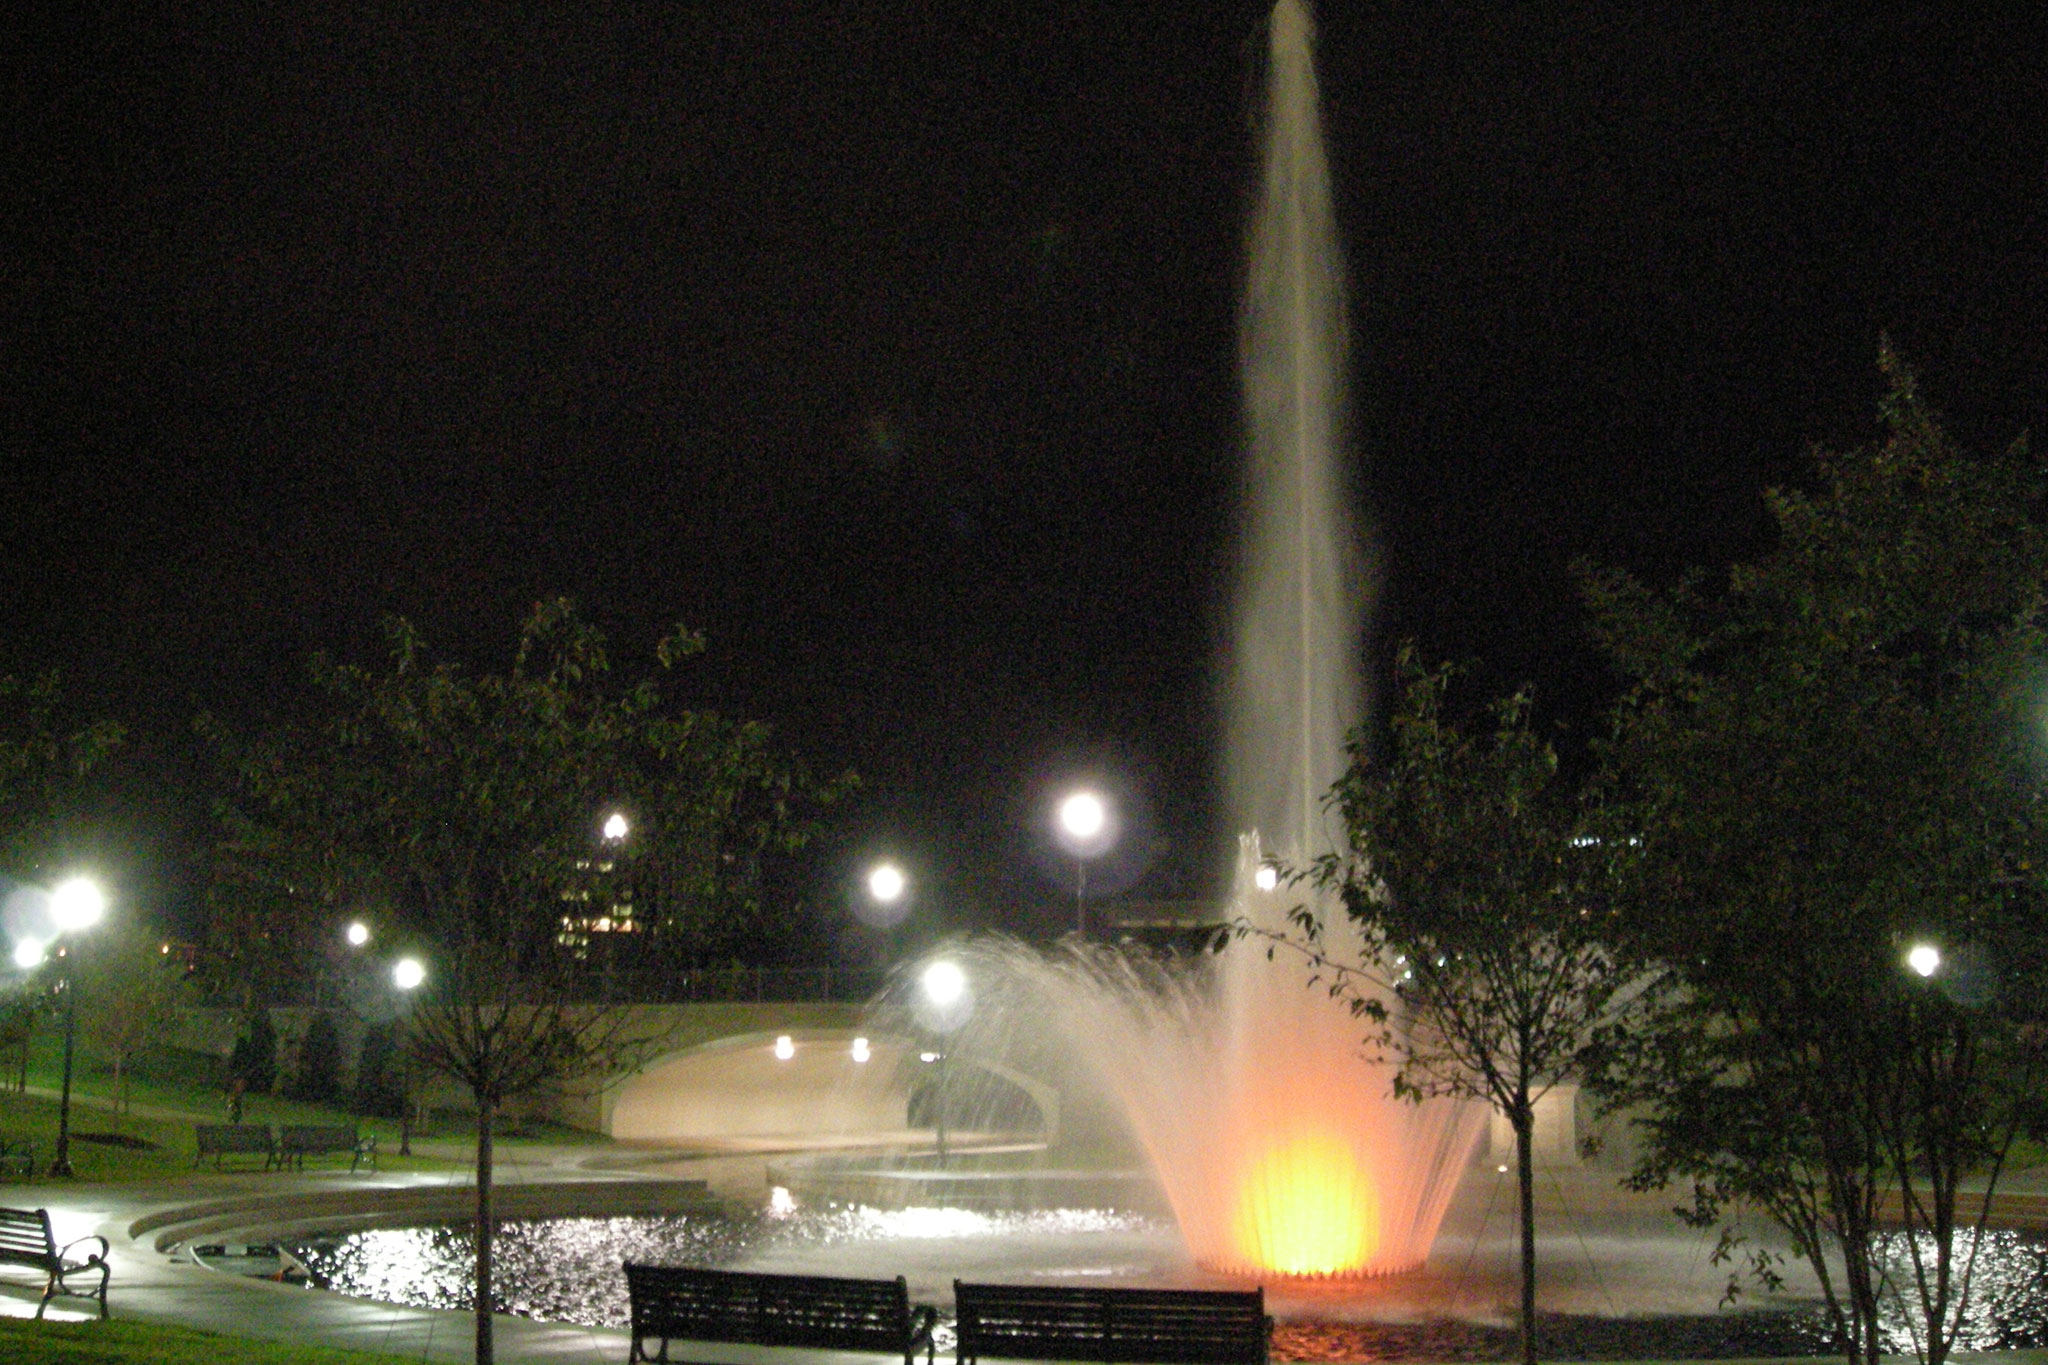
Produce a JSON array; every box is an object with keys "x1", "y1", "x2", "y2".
[
  {"x1": 1304, "y1": 644, "x2": 1640, "y2": 1365},
  {"x1": 209, "y1": 598, "x2": 847, "y2": 1365},
  {"x1": 1582, "y1": 349, "x2": 2048, "y2": 1365}
]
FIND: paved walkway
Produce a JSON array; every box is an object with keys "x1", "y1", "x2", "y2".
[{"x1": 3, "y1": 1137, "x2": 665, "y2": 1362}]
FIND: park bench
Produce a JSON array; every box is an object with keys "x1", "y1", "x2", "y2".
[
  {"x1": 0, "y1": 1139, "x2": 33, "y2": 1180},
  {"x1": 275, "y1": 1125, "x2": 377, "y2": 1172},
  {"x1": 192, "y1": 1123, "x2": 275, "y2": 1170},
  {"x1": 953, "y1": 1282, "x2": 1270, "y2": 1365},
  {"x1": 623, "y1": 1263, "x2": 937, "y2": 1365},
  {"x1": 0, "y1": 1205, "x2": 109, "y2": 1318}
]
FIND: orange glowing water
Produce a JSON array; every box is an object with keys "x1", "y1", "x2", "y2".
[
  {"x1": 967, "y1": 842, "x2": 1485, "y2": 1281},
  {"x1": 1230, "y1": 1129, "x2": 1381, "y2": 1277}
]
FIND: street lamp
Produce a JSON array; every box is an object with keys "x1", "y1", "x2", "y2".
[
  {"x1": 392, "y1": 956, "x2": 426, "y2": 1154},
  {"x1": 1055, "y1": 790, "x2": 1112, "y2": 937},
  {"x1": 345, "y1": 921, "x2": 371, "y2": 948},
  {"x1": 920, "y1": 959, "x2": 967, "y2": 1168},
  {"x1": 47, "y1": 876, "x2": 106, "y2": 1178},
  {"x1": 1907, "y1": 943, "x2": 1941, "y2": 978},
  {"x1": 857, "y1": 860, "x2": 911, "y2": 930}
]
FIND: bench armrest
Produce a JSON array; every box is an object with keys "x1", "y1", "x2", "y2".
[{"x1": 57, "y1": 1234, "x2": 108, "y2": 1268}]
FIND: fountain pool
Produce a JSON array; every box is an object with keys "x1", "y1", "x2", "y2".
[{"x1": 268, "y1": 1181, "x2": 2048, "y2": 1360}]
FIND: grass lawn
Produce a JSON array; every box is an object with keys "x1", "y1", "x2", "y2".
[
  {"x1": 0, "y1": 1032, "x2": 546, "y2": 1182},
  {"x1": 0, "y1": 1316, "x2": 427, "y2": 1364}
]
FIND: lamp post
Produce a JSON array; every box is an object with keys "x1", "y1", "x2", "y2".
[
  {"x1": 392, "y1": 956, "x2": 426, "y2": 1155},
  {"x1": 47, "y1": 877, "x2": 106, "y2": 1178},
  {"x1": 920, "y1": 959, "x2": 966, "y2": 1168},
  {"x1": 1055, "y1": 790, "x2": 1110, "y2": 938}
]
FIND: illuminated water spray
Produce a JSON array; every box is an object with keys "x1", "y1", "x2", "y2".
[{"x1": 997, "y1": 0, "x2": 1482, "y2": 1281}]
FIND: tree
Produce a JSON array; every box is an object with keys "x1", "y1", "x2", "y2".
[
  {"x1": 286, "y1": 1011, "x2": 343, "y2": 1105},
  {"x1": 0, "y1": 672, "x2": 122, "y2": 875},
  {"x1": 227, "y1": 1009, "x2": 278, "y2": 1098},
  {"x1": 75, "y1": 918, "x2": 194, "y2": 1116},
  {"x1": 352, "y1": 1021, "x2": 406, "y2": 1118},
  {"x1": 1285, "y1": 646, "x2": 1639, "y2": 1365},
  {"x1": 213, "y1": 598, "x2": 839, "y2": 1364},
  {"x1": 0, "y1": 983, "x2": 46, "y2": 1094},
  {"x1": 1581, "y1": 350, "x2": 2048, "y2": 1365}
]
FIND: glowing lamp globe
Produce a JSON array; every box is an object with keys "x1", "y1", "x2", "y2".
[
  {"x1": 867, "y1": 862, "x2": 906, "y2": 904},
  {"x1": 1058, "y1": 792, "x2": 1106, "y2": 841},
  {"x1": 49, "y1": 878, "x2": 105, "y2": 934},
  {"x1": 921, "y1": 959, "x2": 966, "y2": 1008}
]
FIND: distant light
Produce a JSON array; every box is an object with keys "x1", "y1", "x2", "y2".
[
  {"x1": 1058, "y1": 792, "x2": 1106, "y2": 840},
  {"x1": 1255, "y1": 865, "x2": 1279, "y2": 892},
  {"x1": 345, "y1": 921, "x2": 371, "y2": 948},
  {"x1": 392, "y1": 957, "x2": 427, "y2": 991},
  {"x1": 50, "y1": 878, "x2": 106, "y2": 934},
  {"x1": 774, "y1": 1034, "x2": 795, "y2": 1061},
  {"x1": 602, "y1": 812, "x2": 629, "y2": 842},
  {"x1": 850, "y1": 1036, "x2": 871, "y2": 1063},
  {"x1": 868, "y1": 862, "x2": 906, "y2": 904},
  {"x1": 1498, "y1": 1164, "x2": 1509, "y2": 1174},
  {"x1": 13, "y1": 939, "x2": 45, "y2": 970},
  {"x1": 1907, "y1": 944, "x2": 1941, "y2": 978},
  {"x1": 921, "y1": 959, "x2": 966, "y2": 1008},
  {"x1": 768, "y1": 1186, "x2": 796, "y2": 1216},
  {"x1": 920, "y1": 1051, "x2": 940, "y2": 1064}
]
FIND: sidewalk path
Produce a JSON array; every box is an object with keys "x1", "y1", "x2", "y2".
[{"x1": 3, "y1": 1137, "x2": 659, "y2": 1362}]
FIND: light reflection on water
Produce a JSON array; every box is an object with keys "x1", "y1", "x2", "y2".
[
  {"x1": 288, "y1": 1213, "x2": 2048, "y2": 1356},
  {"x1": 291, "y1": 1205, "x2": 1171, "y2": 1330}
]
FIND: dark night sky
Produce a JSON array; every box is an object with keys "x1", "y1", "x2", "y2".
[{"x1": 5, "y1": 2, "x2": 2046, "y2": 942}]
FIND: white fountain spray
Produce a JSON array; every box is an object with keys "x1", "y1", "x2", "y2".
[
  {"x1": 1228, "y1": 0, "x2": 1363, "y2": 868},
  {"x1": 953, "y1": 0, "x2": 1482, "y2": 1281}
]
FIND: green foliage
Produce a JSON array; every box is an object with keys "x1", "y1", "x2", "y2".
[
  {"x1": 286, "y1": 1011, "x2": 343, "y2": 1105},
  {"x1": 1316, "y1": 646, "x2": 1637, "y2": 1115},
  {"x1": 0, "y1": 982, "x2": 46, "y2": 1094},
  {"x1": 74, "y1": 919, "x2": 196, "y2": 1115},
  {"x1": 209, "y1": 598, "x2": 843, "y2": 1364},
  {"x1": 0, "y1": 671, "x2": 122, "y2": 878},
  {"x1": 1303, "y1": 644, "x2": 1640, "y2": 1365},
  {"x1": 228, "y1": 1011, "x2": 278, "y2": 1095},
  {"x1": 1581, "y1": 349, "x2": 2048, "y2": 1365},
  {"x1": 352, "y1": 1021, "x2": 406, "y2": 1118}
]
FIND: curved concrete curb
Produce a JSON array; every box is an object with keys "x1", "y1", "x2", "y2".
[{"x1": 131, "y1": 1176, "x2": 720, "y2": 1252}]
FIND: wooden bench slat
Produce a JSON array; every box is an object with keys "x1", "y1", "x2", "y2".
[
  {"x1": 625, "y1": 1264, "x2": 937, "y2": 1365},
  {"x1": 954, "y1": 1282, "x2": 1268, "y2": 1365}
]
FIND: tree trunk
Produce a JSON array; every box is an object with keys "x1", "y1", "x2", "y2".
[
  {"x1": 1515, "y1": 1097, "x2": 1538, "y2": 1365},
  {"x1": 474, "y1": 1097, "x2": 495, "y2": 1365}
]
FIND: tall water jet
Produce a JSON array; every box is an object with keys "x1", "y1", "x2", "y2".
[
  {"x1": 1228, "y1": 0, "x2": 1363, "y2": 867},
  {"x1": 1180, "y1": 0, "x2": 1485, "y2": 1277},
  {"x1": 900, "y1": 0, "x2": 1482, "y2": 1284}
]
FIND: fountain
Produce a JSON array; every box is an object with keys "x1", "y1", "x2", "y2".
[{"x1": 921, "y1": 0, "x2": 1485, "y2": 1281}]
